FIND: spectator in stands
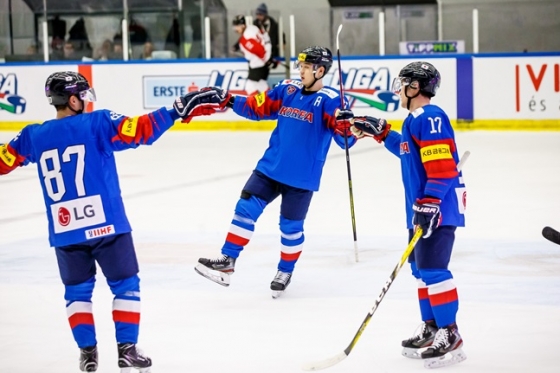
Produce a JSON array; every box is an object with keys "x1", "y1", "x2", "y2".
[
  {"x1": 165, "y1": 15, "x2": 180, "y2": 56},
  {"x1": 254, "y1": 3, "x2": 283, "y2": 59},
  {"x1": 50, "y1": 15, "x2": 66, "y2": 51},
  {"x1": 142, "y1": 42, "x2": 154, "y2": 60},
  {"x1": 63, "y1": 41, "x2": 77, "y2": 60},
  {"x1": 129, "y1": 18, "x2": 150, "y2": 47},
  {"x1": 26, "y1": 44, "x2": 38, "y2": 55},
  {"x1": 68, "y1": 18, "x2": 92, "y2": 57},
  {"x1": 95, "y1": 39, "x2": 114, "y2": 61}
]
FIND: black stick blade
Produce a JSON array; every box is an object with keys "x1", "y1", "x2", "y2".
[{"x1": 542, "y1": 226, "x2": 560, "y2": 245}]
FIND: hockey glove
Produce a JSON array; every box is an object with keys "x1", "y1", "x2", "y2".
[
  {"x1": 265, "y1": 57, "x2": 280, "y2": 69},
  {"x1": 351, "y1": 116, "x2": 391, "y2": 143},
  {"x1": 333, "y1": 109, "x2": 355, "y2": 136},
  {"x1": 412, "y1": 198, "x2": 442, "y2": 239},
  {"x1": 173, "y1": 87, "x2": 232, "y2": 123}
]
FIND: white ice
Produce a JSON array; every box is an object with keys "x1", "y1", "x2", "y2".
[{"x1": 1, "y1": 130, "x2": 559, "y2": 373}]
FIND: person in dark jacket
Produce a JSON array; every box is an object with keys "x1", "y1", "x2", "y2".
[{"x1": 254, "y1": 3, "x2": 283, "y2": 59}]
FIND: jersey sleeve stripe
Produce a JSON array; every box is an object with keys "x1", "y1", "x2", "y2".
[
  {"x1": 242, "y1": 91, "x2": 282, "y2": 118},
  {"x1": 0, "y1": 143, "x2": 25, "y2": 175}
]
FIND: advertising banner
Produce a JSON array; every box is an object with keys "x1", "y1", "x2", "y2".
[
  {"x1": 473, "y1": 56, "x2": 560, "y2": 120},
  {"x1": 93, "y1": 58, "x2": 456, "y2": 122},
  {"x1": 0, "y1": 65, "x2": 76, "y2": 125},
  {"x1": 1, "y1": 53, "x2": 558, "y2": 131},
  {"x1": 399, "y1": 41, "x2": 465, "y2": 55}
]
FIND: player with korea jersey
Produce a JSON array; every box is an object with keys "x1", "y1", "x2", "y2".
[
  {"x1": 350, "y1": 61, "x2": 467, "y2": 368},
  {"x1": 184, "y1": 46, "x2": 358, "y2": 298},
  {"x1": 0, "y1": 71, "x2": 229, "y2": 372}
]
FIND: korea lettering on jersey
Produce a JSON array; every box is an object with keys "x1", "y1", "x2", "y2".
[
  {"x1": 239, "y1": 24, "x2": 272, "y2": 69},
  {"x1": 1, "y1": 107, "x2": 176, "y2": 247},
  {"x1": 231, "y1": 80, "x2": 357, "y2": 191}
]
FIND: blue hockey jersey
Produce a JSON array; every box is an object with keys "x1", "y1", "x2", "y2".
[
  {"x1": 0, "y1": 107, "x2": 178, "y2": 247},
  {"x1": 233, "y1": 80, "x2": 356, "y2": 191},
  {"x1": 383, "y1": 104, "x2": 466, "y2": 229}
]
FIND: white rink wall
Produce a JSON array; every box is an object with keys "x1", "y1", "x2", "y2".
[{"x1": 0, "y1": 53, "x2": 559, "y2": 131}]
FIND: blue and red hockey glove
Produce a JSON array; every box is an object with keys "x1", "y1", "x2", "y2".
[
  {"x1": 173, "y1": 87, "x2": 232, "y2": 123},
  {"x1": 351, "y1": 116, "x2": 391, "y2": 143},
  {"x1": 333, "y1": 109, "x2": 355, "y2": 136},
  {"x1": 412, "y1": 198, "x2": 442, "y2": 239}
]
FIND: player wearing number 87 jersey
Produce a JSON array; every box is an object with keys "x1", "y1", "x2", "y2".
[
  {"x1": 351, "y1": 61, "x2": 467, "y2": 368},
  {"x1": 0, "y1": 71, "x2": 195, "y2": 372}
]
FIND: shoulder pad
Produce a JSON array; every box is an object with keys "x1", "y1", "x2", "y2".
[
  {"x1": 243, "y1": 25, "x2": 260, "y2": 38},
  {"x1": 318, "y1": 87, "x2": 339, "y2": 99},
  {"x1": 280, "y1": 79, "x2": 303, "y2": 88},
  {"x1": 411, "y1": 107, "x2": 425, "y2": 118}
]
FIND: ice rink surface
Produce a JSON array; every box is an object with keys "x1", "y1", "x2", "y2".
[{"x1": 1, "y1": 129, "x2": 559, "y2": 373}]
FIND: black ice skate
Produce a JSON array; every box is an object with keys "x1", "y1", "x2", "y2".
[
  {"x1": 194, "y1": 254, "x2": 236, "y2": 287},
  {"x1": 79, "y1": 345, "x2": 98, "y2": 372},
  {"x1": 270, "y1": 270, "x2": 292, "y2": 299},
  {"x1": 401, "y1": 320, "x2": 438, "y2": 359},
  {"x1": 421, "y1": 323, "x2": 467, "y2": 369},
  {"x1": 117, "y1": 343, "x2": 152, "y2": 373}
]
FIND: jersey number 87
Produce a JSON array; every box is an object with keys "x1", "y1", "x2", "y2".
[{"x1": 39, "y1": 145, "x2": 86, "y2": 202}]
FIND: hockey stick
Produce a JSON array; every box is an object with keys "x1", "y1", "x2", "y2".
[
  {"x1": 302, "y1": 228, "x2": 423, "y2": 371},
  {"x1": 457, "y1": 150, "x2": 470, "y2": 172},
  {"x1": 302, "y1": 150, "x2": 471, "y2": 371},
  {"x1": 543, "y1": 226, "x2": 560, "y2": 245},
  {"x1": 335, "y1": 24, "x2": 359, "y2": 263}
]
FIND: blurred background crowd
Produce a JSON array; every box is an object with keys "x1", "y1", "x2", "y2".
[{"x1": 0, "y1": 0, "x2": 558, "y2": 63}]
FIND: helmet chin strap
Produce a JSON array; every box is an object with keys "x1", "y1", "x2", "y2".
[
  {"x1": 304, "y1": 67, "x2": 323, "y2": 90},
  {"x1": 68, "y1": 96, "x2": 84, "y2": 115},
  {"x1": 404, "y1": 85, "x2": 421, "y2": 111}
]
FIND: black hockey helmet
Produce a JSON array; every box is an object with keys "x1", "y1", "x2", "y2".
[
  {"x1": 392, "y1": 61, "x2": 441, "y2": 98},
  {"x1": 45, "y1": 71, "x2": 96, "y2": 106},
  {"x1": 295, "y1": 46, "x2": 333, "y2": 75},
  {"x1": 232, "y1": 15, "x2": 246, "y2": 26}
]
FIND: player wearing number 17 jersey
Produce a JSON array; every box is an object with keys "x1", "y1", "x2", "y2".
[
  {"x1": 350, "y1": 62, "x2": 467, "y2": 368},
  {"x1": 0, "y1": 71, "x2": 207, "y2": 372}
]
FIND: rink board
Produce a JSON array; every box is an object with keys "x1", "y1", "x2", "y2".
[{"x1": 0, "y1": 53, "x2": 559, "y2": 131}]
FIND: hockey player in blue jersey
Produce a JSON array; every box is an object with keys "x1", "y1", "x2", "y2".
[
  {"x1": 349, "y1": 61, "x2": 467, "y2": 368},
  {"x1": 0, "y1": 71, "x2": 228, "y2": 372},
  {"x1": 188, "y1": 46, "x2": 357, "y2": 298}
]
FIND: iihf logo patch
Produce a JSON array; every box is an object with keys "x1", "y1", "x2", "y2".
[{"x1": 287, "y1": 85, "x2": 296, "y2": 95}]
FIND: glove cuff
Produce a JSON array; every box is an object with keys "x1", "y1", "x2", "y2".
[
  {"x1": 226, "y1": 95, "x2": 235, "y2": 109},
  {"x1": 416, "y1": 197, "x2": 441, "y2": 205},
  {"x1": 372, "y1": 123, "x2": 392, "y2": 143}
]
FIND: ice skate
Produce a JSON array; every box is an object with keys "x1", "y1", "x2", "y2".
[
  {"x1": 194, "y1": 254, "x2": 236, "y2": 287},
  {"x1": 401, "y1": 320, "x2": 438, "y2": 359},
  {"x1": 117, "y1": 343, "x2": 152, "y2": 373},
  {"x1": 270, "y1": 270, "x2": 292, "y2": 299},
  {"x1": 79, "y1": 345, "x2": 98, "y2": 372},
  {"x1": 421, "y1": 324, "x2": 467, "y2": 369}
]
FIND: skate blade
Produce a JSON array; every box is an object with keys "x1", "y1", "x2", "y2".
[
  {"x1": 402, "y1": 346, "x2": 429, "y2": 359},
  {"x1": 271, "y1": 289, "x2": 285, "y2": 299},
  {"x1": 423, "y1": 348, "x2": 467, "y2": 369},
  {"x1": 120, "y1": 368, "x2": 151, "y2": 373},
  {"x1": 194, "y1": 264, "x2": 231, "y2": 287}
]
